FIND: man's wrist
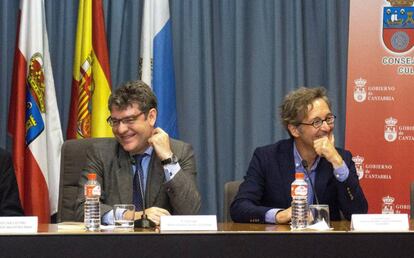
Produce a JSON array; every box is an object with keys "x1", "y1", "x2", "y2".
[
  {"x1": 158, "y1": 150, "x2": 173, "y2": 161},
  {"x1": 275, "y1": 209, "x2": 288, "y2": 224},
  {"x1": 161, "y1": 153, "x2": 178, "y2": 165},
  {"x1": 328, "y1": 153, "x2": 343, "y2": 169},
  {"x1": 275, "y1": 210, "x2": 282, "y2": 224}
]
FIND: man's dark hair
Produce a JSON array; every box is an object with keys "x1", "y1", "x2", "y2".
[
  {"x1": 279, "y1": 87, "x2": 331, "y2": 132},
  {"x1": 108, "y1": 80, "x2": 157, "y2": 114}
]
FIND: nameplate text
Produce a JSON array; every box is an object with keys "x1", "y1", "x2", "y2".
[
  {"x1": 351, "y1": 214, "x2": 409, "y2": 231},
  {"x1": 0, "y1": 216, "x2": 38, "y2": 233},
  {"x1": 160, "y1": 215, "x2": 217, "y2": 231}
]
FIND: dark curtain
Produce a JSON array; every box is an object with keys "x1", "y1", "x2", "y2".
[{"x1": 0, "y1": 0, "x2": 350, "y2": 220}]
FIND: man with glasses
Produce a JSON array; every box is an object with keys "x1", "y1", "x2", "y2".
[
  {"x1": 230, "y1": 87, "x2": 368, "y2": 224},
  {"x1": 75, "y1": 80, "x2": 200, "y2": 225}
]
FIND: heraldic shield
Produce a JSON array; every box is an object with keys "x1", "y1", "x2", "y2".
[{"x1": 383, "y1": 4, "x2": 414, "y2": 53}]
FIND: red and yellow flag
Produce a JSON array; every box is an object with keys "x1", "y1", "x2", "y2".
[
  {"x1": 67, "y1": 0, "x2": 112, "y2": 139},
  {"x1": 8, "y1": 0, "x2": 63, "y2": 223}
]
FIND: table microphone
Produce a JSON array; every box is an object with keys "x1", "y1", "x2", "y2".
[
  {"x1": 301, "y1": 160, "x2": 320, "y2": 205},
  {"x1": 131, "y1": 156, "x2": 155, "y2": 228}
]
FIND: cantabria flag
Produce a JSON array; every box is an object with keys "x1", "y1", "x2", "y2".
[
  {"x1": 8, "y1": 0, "x2": 63, "y2": 223},
  {"x1": 140, "y1": 0, "x2": 178, "y2": 138}
]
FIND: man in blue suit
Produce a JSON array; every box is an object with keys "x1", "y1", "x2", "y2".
[{"x1": 230, "y1": 87, "x2": 368, "y2": 224}]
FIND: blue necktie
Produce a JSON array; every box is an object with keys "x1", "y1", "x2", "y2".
[{"x1": 133, "y1": 154, "x2": 145, "y2": 211}]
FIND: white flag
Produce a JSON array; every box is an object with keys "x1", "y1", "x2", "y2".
[
  {"x1": 8, "y1": 0, "x2": 63, "y2": 222},
  {"x1": 140, "y1": 0, "x2": 178, "y2": 138}
]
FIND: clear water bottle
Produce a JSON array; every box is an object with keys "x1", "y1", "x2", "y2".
[
  {"x1": 84, "y1": 173, "x2": 101, "y2": 231},
  {"x1": 291, "y1": 172, "x2": 308, "y2": 230}
]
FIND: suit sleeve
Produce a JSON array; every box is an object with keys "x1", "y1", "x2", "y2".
[
  {"x1": 163, "y1": 142, "x2": 201, "y2": 215},
  {"x1": 0, "y1": 151, "x2": 24, "y2": 216},
  {"x1": 336, "y1": 150, "x2": 368, "y2": 220},
  {"x1": 230, "y1": 148, "x2": 275, "y2": 223},
  {"x1": 75, "y1": 144, "x2": 113, "y2": 221}
]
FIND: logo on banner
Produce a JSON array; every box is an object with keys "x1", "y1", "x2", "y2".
[
  {"x1": 383, "y1": 116, "x2": 414, "y2": 141},
  {"x1": 382, "y1": 0, "x2": 414, "y2": 53},
  {"x1": 352, "y1": 155, "x2": 365, "y2": 179},
  {"x1": 384, "y1": 117, "x2": 398, "y2": 142},
  {"x1": 381, "y1": 195, "x2": 395, "y2": 214},
  {"x1": 353, "y1": 78, "x2": 367, "y2": 102},
  {"x1": 352, "y1": 155, "x2": 392, "y2": 180},
  {"x1": 352, "y1": 77, "x2": 395, "y2": 102}
]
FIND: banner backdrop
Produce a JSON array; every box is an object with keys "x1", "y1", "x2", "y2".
[{"x1": 346, "y1": 0, "x2": 414, "y2": 215}]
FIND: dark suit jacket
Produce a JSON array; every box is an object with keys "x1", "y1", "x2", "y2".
[
  {"x1": 0, "y1": 148, "x2": 24, "y2": 216},
  {"x1": 75, "y1": 138, "x2": 201, "y2": 221},
  {"x1": 230, "y1": 138, "x2": 368, "y2": 223}
]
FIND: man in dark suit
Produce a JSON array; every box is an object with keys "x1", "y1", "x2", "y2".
[
  {"x1": 230, "y1": 87, "x2": 367, "y2": 224},
  {"x1": 75, "y1": 80, "x2": 200, "y2": 225},
  {"x1": 0, "y1": 148, "x2": 24, "y2": 216}
]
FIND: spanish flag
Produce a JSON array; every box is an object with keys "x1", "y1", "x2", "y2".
[{"x1": 67, "y1": 0, "x2": 112, "y2": 139}]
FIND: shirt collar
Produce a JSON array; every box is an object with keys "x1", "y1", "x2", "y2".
[
  {"x1": 129, "y1": 146, "x2": 154, "y2": 159},
  {"x1": 143, "y1": 146, "x2": 153, "y2": 156},
  {"x1": 293, "y1": 141, "x2": 321, "y2": 172}
]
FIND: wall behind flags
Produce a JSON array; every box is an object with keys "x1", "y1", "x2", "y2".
[{"x1": 0, "y1": 0, "x2": 351, "y2": 220}]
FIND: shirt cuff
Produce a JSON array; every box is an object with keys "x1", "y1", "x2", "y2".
[
  {"x1": 265, "y1": 208, "x2": 283, "y2": 224},
  {"x1": 163, "y1": 163, "x2": 181, "y2": 181},
  {"x1": 333, "y1": 162, "x2": 349, "y2": 182},
  {"x1": 102, "y1": 210, "x2": 115, "y2": 225}
]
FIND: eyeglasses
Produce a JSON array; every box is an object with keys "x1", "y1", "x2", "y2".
[
  {"x1": 299, "y1": 115, "x2": 336, "y2": 129},
  {"x1": 106, "y1": 111, "x2": 145, "y2": 128}
]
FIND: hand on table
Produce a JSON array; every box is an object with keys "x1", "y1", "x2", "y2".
[
  {"x1": 134, "y1": 207, "x2": 171, "y2": 226},
  {"x1": 275, "y1": 207, "x2": 292, "y2": 224}
]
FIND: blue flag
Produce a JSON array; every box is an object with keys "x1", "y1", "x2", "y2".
[{"x1": 140, "y1": 0, "x2": 178, "y2": 138}]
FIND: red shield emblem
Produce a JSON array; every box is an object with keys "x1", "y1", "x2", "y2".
[{"x1": 382, "y1": 6, "x2": 414, "y2": 53}]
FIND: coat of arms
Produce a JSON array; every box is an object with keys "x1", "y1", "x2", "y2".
[
  {"x1": 383, "y1": 0, "x2": 414, "y2": 53},
  {"x1": 384, "y1": 117, "x2": 398, "y2": 142}
]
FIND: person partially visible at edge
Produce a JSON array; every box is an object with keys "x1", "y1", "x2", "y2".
[
  {"x1": 0, "y1": 148, "x2": 24, "y2": 216},
  {"x1": 75, "y1": 80, "x2": 201, "y2": 225},
  {"x1": 230, "y1": 87, "x2": 368, "y2": 224}
]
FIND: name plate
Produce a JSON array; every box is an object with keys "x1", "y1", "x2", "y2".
[
  {"x1": 160, "y1": 215, "x2": 217, "y2": 231},
  {"x1": 351, "y1": 214, "x2": 409, "y2": 231},
  {"x1": 0, "y1": 216, "x2": 38, "y2": 233}
]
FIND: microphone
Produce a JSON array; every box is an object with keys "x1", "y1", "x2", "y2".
[
  {"x1": 132, "y1": 155, "x2": 155, "y2": 228},
  {"x1": 301, "y1": 160, "x2": 320, "y2": 205},
  {"x1": 130, "y1": 156, "x2": 136, "y2": 165}
]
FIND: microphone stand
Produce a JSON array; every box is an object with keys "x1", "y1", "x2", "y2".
[
  {"x1": 301, "y1": 160, "x2": 322, "y2": 222},
  {"x1": 301, "y1": 160, "x2": 320, "y2": 205},
  {"x1": 133, "y1": 157, "x2": 155, "y2": 229},
  {"x1": 134, "y1": 213, "x2": 155, "y2": 228}
]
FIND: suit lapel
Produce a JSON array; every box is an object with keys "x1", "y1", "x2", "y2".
[
  {"x1": 116, "y1": 146, "x2": 134, "y2": 203},
  {"x1": 146, "y1": 153, "x2": 164, "y2": 207},
  {"x1": 314, "y1": 158, "x2": 332, "y2": 203},
  {"x1": 279, "y1": 139, "x2": 296, "y2": 206}
]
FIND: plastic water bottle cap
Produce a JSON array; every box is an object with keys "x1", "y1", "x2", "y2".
[
  {"x1": 87, "y1": 173, "x2": 97, "y2": 180},
  {"x1": 295, "y1": 172, "x2": 305, "y2": 180}
]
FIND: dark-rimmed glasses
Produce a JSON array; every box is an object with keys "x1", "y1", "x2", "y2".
[
  {"x1": 299, "y1": 115, "x2": 336, "y2": 129},
  {"x1": 106, "y1": 111, "x2": 145, "y2": 128}
]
